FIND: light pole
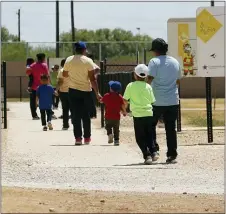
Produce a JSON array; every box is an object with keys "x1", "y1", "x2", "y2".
[{"x1": 136, "y1": 27, "x2": 141, "y2": 35}]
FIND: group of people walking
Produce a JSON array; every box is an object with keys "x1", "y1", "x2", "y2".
[{"x1": 26, "y1": 38, "x2": 181, "y2": 165}]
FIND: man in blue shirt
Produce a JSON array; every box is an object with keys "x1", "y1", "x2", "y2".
[
  {"x1": 147, "y1": 38, "x2": 181, "y2": 164},
  {"x1": 36, "y1": 74, "x2": 55, "y2": 131}
]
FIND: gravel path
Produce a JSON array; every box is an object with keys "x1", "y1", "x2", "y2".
[{"x1": 2, "y1": 102, "x2": 224, "y2": 195}]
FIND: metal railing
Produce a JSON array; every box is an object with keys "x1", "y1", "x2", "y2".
[{"x1": 1, "y1": 61, "x2": 7, "y2": 129}]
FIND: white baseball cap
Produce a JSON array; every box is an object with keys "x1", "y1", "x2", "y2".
[{"x1": 134, "y1": 64, "x2": 148, "y2": 78}]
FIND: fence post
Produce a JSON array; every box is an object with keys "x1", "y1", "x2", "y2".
[
  {"x1": 100, "y1": 61, "x2": 105, "y2": 128},
  {"x1": 19, "y1": 76, "x2": 22, "y2": 102},
  {"x1": 26, "y1": 42, "x2": 29, "y2": 59},
  {"x1": 143, "y1": 48, "x2": 147, "y2": 65},
  {"x1": 3, "y1": 61, "x2": 7, "y2": 129},
  {"x1": 206, "y1": 77, "x2": 213, "y2": 143},
  {"x1": 177, "y1": 85, "x2": 182, "y2": 132},
  {"x1": 99, "y1": 43, "x2": 102, "y2": 61},
  {"x1": 136, "y1": 50, "x2": 139, "y2": 64}
]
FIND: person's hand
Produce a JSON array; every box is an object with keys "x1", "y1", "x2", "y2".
[
  {"x1": 54, "y1": 90, "x2": 59, "y2": 96},
  {"x1": 96, "y1": 93, "x2": 102, "y2": 102}
]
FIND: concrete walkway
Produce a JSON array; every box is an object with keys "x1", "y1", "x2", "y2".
[{"x1": 2, "y1": 102, "x2": 224, "y2": 195}]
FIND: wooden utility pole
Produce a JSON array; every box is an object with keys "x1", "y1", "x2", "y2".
[
  {"x1": 16, "y1": 9, "x2": 21, "y2": 41},
  {"x1": 56, "y1": 0, "x2": 60, "y2": 57},
  {"x1": 71, "y1": 0, "x2": 75, "y2": 54}
]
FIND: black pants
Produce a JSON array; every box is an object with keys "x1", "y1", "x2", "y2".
[
  {"x1": 40, "y1": 109, "x2": 52, "y2": 126},
  {"x1": 53, "y1": 88, "x2": 60, "y2": 108},
  {"x1": 105, "y1": 119, "x2": 120, "y2": 140},
  {"x1": 90, "y1": 89, "x2": 97, "y2": 118},
  {"x1": 69, "y1": 88, "x2": 92, "y2": 139},
  {"x1": 59, "y1": 91, "x2": 70, "y2": 128},
  {"x1": 133, "y1": 116, "x2": 156, "y2": 159},
  {"x1": 28, "y1": 75, "x2": 33, "y2": 88},
  {"x1": 30, "y1": 90, "x2": 38, "y2": 118},
  {"x1": 152, "y1": 105, "x2": 178, "y2": 157}
]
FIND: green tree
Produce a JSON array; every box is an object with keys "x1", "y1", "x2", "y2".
[
  {"x1": 1, "y1": 27, "x2": 153, "y2": 62},
  {"x1": 60, "y1": 28, "x2": 153, "y2": 61}
]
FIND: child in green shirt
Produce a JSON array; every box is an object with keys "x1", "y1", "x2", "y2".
[{"x1": 123, "y1": 64, "x2": 159, "y2": 165}]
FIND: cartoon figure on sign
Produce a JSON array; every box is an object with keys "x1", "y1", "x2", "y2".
[{"x1": 182, "y1": 41, "x2": 195, "y2": 76}]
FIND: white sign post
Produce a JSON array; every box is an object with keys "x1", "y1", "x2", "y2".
[{"x1": 196, "y1": 6, "x2": 225, "y2": 77}]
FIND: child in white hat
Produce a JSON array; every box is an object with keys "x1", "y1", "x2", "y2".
[{"x1": 123, "y1": 64, "x2": 159, "y2": 165}]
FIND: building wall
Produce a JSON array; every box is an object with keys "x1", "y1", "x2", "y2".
[{"x1": 4, "y1": 61, "x2": 225, "y2": 99}]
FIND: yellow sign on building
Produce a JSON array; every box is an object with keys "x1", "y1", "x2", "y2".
[
  {"x1": 196, "y1": 9, "x2": 222, "y2": 43},
  {"x1": 178, "y1": 24, "x2": 189, "y2": 57}
]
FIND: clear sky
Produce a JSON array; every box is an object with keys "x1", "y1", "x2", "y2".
[{"x1": 1, "y1": 0, "x2": 225, "y2": 46}]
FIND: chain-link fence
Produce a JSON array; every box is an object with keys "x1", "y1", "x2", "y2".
[{"x1": 1, "y1": 41, "x2": 153, "y2": 62}]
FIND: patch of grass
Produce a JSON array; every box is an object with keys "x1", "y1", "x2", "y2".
[
  {"x1": 7, "y1": 98, "x2": 29, "y2": 102},
  {"x1": 182, "y1": 110, "x2": 225, "y2": 127},
  {"x1": 181, "y1": 98, "x2": 224, "y2": 109}
]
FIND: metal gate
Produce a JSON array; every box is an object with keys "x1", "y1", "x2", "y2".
[
  {"x1": 1, "y1": 61, "x2": 7, "y2": 129},
  {"x1": 99, "y1": 50, "x2": 182, "y2": 132}
]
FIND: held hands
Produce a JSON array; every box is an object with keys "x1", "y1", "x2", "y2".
[
  {"x1": 96, "y1": 93, "x2": 102, "y2": 102},
  {"x1": 54, "y1": 90, "x2": 59, "y2": 96}
]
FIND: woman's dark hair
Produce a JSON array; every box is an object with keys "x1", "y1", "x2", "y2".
[
  {"x1": 41, "y1": 74, "x2": 49, "y2": 80},
  {"x1": 61, "y1": 59, "x2": 66, "y2": 67},
  {"x1": 36, "y1": 53, "x2": 46, "y2": 62},
  {"x1": 26, "y1": 58, "x2": 34, "y2": 66}
]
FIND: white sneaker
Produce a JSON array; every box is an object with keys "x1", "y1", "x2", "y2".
[
  {"x1": 108, "y1": 134, "x2": 113, "y2": 144},
  {"x1": 48, "y1": 122, "x2": 53, "y2": 130},
  {"x1": 144, "y1": 156, "x2": 152, "y2": 165}
]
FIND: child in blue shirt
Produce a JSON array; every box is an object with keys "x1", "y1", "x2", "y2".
[{"x1": 36, "y1": 74, "x2": 55, "y2": 131}]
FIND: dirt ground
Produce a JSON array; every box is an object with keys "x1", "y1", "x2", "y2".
[{"x1": 2, "y1": 187, "x2": 224, "y2": 213}]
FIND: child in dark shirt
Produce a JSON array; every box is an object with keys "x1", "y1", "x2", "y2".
[
  {"x1": 101, "y1": 81, "x2": 126, "y2": 146},
  {"x1": 26, "y1": 58, "x2": 35, "y2": 93},
  {"x1": 36, "y1": 74, "x2": 55, "y2": 131}
]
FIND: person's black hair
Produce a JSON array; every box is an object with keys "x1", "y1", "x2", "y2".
[
  {"x1": 158, "y1": 44, "x2": 168, "y2": 55},
  {"x1": 26, "y1": 58, "x2": 34, "y2": 66},
  {"x1": 75, "y1": 48, "x2": 83, "y2": 55},
  {"x1": 36, "y1": 53, "x2": 46, "y2": 62},
  {"x1": 40, "y1": 74, "x2": 49, "y2": 81},
  {"x1": 61, "y1": 59, "x2": 66, "y2": 67}
]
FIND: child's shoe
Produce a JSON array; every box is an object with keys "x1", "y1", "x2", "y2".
[
  {"x1": 108, "y1": 134, "x2": 113, "y2": 144},
  {"x1": 114, "y1": 140, "x2": 120, "y2": 146},
  {"x1": 144, "y1": 156, "x2": 152, "y2": 165},
  {"x1": 166, "y1": 156, "x2": 177, "y2": 164},
  {"x1": 52, "y1": 115, "x2": 57, "y2": 120},
  {"x1": 43, "y1": 126, "x2": 47, "y2": 131},
  {"x1": 48, "y1": 122, "x2": 53, "y2": 130},
  {"x1": 151, "y1": 152, "x2": 160, "y2": 162},
  {"x1": 27, "y1": 87, "x2": 32, "y2": 93}
]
